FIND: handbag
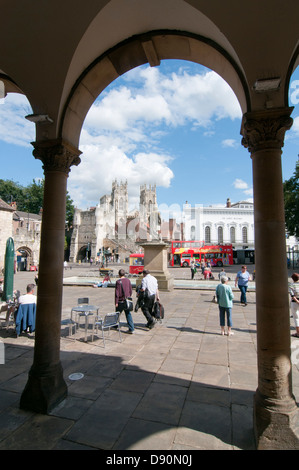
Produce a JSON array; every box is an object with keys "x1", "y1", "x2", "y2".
[
  {"x1": 153, "y1": 301, "x2": 164, "y2": 320},
  {"x1": 120, "y1": 281, "x2": 134, "y2": 311}
]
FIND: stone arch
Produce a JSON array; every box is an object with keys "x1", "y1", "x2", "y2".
[
  {"x1": 77, "y1": 245, "x2": 90, "y2": 262},
  {"x1": 285, "y1": 44, "x2": 299, "y2": 105},
  {"x1": 16, "y1": 246, "x2": 33, "y2": 271},
  {"x1": 0, "y1": 73, "x2": 25, "y2": 97},
  {"x1": 60, "y1": 30, "x2": 250, "y2": 148}
]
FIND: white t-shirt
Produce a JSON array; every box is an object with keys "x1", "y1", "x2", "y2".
[
  {"x1": 141, "y1": 274, "x2": 158, "y2": 296},
  {"x1": 19, "y1": 294, "x2": 37, "y2": 305}
]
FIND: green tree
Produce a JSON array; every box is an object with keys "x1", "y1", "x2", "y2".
[
  {"x1": 0, "y1": 179, "x2": 24, "y2": 207},
  {"x1": 66, "y1": 192, "x2": 75, "y2": 229},
  {"x1": 283, "y1": 161, "x2": 299, "y2": 238},
  {"x1": 22, "y1": 179, "x2": 44, "y2": 213},
  {"x1": 0, "y1": 178, "x2": 75, "y2": 226}
]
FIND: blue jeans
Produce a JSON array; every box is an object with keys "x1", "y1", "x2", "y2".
[
  {"x1": 117, "y1": 301, "x2": 134, "y2": 332},
  {"x1": 238, "y1": 285, "x2": 247, "y2": 304},
  {"x1": 219, "y1": 306, "x2": 232, "y2": 327}
]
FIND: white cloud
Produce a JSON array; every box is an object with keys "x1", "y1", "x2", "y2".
[
  {"x1": 292, "y1": 116, "x2": 299, "y2": 135},
  {"x1": 68, "y1": 142, "x2": 174, "y2": 208},
  {"x1": 0, "y1": 65, "x2": 244, "y2": 208},
  {"x1": 222, "y1": 139, "x2": 238, "y2": 148},
  {"x1": 84, "y1": 67, "x2": 241, "y2": 134},
  {"x1": 71, "y1": 66, "x2": 242, "y2": 207},
  {"x1": 0, "y1": 93, "x2": 34, "y2": 146},
  {"x1": 233, "y1": 178, "x2": 253, "y2": 198},
  {"x1": 233, "y1": 178, "x2": 248, "y2": 190}
]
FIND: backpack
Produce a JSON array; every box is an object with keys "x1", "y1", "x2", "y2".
[{"x1": 153, "y1": 301, "x2": 164, "y2": 321}]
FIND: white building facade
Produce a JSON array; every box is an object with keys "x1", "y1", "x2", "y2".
[{"x1": 183, "y1": 198, "x2": 255, "y2": 249}]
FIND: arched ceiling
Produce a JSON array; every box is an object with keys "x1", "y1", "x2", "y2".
[
  {"x1": 0, "y1": 0, "x2": 297, "y2": 145},
  {"x1": 61, "y1": 31, "x2": 249, "y2": 147}
]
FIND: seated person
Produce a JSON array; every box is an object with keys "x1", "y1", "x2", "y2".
[
  {"x1": 93, "y1": 274, "x2": 111, "y2": 288},
  {"x1": 15, "y1": 284, "x2": 36, "y2": 335},
  {"x1": 18, "y1": 283, "x2": 37, "y2": 305},
  {"x1": 204, "y1": 266, "x2": 212, "y2": 279}
]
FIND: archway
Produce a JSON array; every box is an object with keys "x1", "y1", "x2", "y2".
[
  {"x1": 60, "y1": 31, "x2": 249, "y2": 148},
  {"x1": 21, "y1": 29, "x2": 299, "y2": 449},
  {"x1": 16, "y1": 247, "x2": 33, "y2": 272}
]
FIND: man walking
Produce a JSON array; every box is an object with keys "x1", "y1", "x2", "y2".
[
  {"x1": 235, "y1": 265, "x2": 251, "y2": 306},
  {"x1": 140, "y1": 269, "x2": 160, "y2": 329},
  {"x1": 115, "y1": 269, "x2": 135, "y2": 334}
]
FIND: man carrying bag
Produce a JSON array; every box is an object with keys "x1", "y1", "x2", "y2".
[
  {"x1": 115, "y1": 269, "x2": 135, "y2": 334},
  {"x1": 140, "y1": 269, "x2": 160, "y2": 329}
]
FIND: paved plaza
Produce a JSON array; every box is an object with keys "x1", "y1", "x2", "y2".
[{"x1": 1, "y1": 265, "x2": 299, "y2": 450}]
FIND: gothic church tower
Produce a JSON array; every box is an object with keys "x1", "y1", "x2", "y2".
[
  {"x1": 112, "y1": 180, "x2": 128, "y2": 240},
  {"x1": 139, "y1": 184, "x2": 159, "y2": 239}
]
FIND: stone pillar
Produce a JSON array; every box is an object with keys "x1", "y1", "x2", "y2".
[
  {"x1": 241, "y1": 107, "x2": 299, "y2": 449},
  {"x1": 141, "y1": 242, "x2": 173, "y2": 291},
  {"x1": 20, "y1": 139, "x2": 81, "y2": 414}
]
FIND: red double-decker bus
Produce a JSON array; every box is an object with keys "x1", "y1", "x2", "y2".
[
  {"x1": 170, "y1": 241, "x2": 233, "y2": 267},
  {"x1": 129, "y1": 253, "x2": 144, "y2": 274}
]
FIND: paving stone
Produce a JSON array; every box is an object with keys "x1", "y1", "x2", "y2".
[{"x1": 0, "y1": 270, "x2": 297, "y2": 450}]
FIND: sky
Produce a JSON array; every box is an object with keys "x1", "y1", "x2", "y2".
[{"x1": 0, "y1": 60, "x2": 298, "y2": 222}]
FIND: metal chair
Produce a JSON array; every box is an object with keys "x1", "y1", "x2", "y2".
[
  {"x1": 92, "y1": 312, "x2": 122, "y2": 347},
  {"x1": 69, "y1": 297, "x2": 90, "y2": 336},
  {"x1": 0, "y1": 301, "x2": 15, "y2": 330}
]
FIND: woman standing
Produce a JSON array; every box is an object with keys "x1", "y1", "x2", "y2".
[
  {"x1": 289, "y1": 273, "x2": 299, "y2": 338},
  {"x1": 190, "y1": 259, "x2": 196, "y2": 280},
  {"x1": 216, "y1": 276, "x2": 234, "y2": 336}
]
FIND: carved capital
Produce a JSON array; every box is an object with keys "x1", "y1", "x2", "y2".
[
  {"x1": 241, "y1": 107, "x2": 293, "y2": 154},
  {"x1": 32, "y1": 139, "x2": 81, "y2": 175}
]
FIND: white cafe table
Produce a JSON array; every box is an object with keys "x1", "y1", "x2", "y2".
[{"x1": 71, "y1": 305, "x2": 100, "y2": 341}]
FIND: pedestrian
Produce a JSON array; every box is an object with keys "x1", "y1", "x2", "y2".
[
  {"x1": 204, "y1": 263, "x2": 212, "y2": 279},
  {"x1": 190, "y1": 259, "x2": 196, "y2": 280},
  {"x1": 93, "y1": 273, "x2": 111, "y2": 288},
  {"x1": 289, "y1": 273, "x2": 299, "y2": 338},
  {"x1": 140, "y1": 269, "x2": 160, "y2": 329},
  {"x1": 18, "y1": 283, "x2": 37, "y2": 305},
  {"x1": 218, "y1": 268, "x2": 227, "y2": 280},
  {"x1": 115, "y1": 269, "x2": 135, "y2": 334},
  {"x1": 216, "y1": 276, "x2": 234, "y2": 335},
  {"x1": 235, "y1": 265, "x2": 251, "y2": 305}
]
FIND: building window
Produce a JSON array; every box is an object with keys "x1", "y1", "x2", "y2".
[
  {"x1": 191, "y1": 225, "x2": 195, "y2": 240},
  {"x1": 218, "y1": 226, "x2": 223, "y2": 244},
  {"x1": 242, "y1": 226, "x2": 248, "y2": 243},
  {"x1": 205, "y1": 226, "x2": 211, "y2": 244},
  {"x1": 230, "y1": 226, "x2": 235, "y2": 243}
]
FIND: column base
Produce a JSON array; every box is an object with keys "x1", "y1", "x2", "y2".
[
  {"x1": 20, "y1": 361, "x2": 67, "y2": 414},
  {"x1": 137, "y1": 272, "x2": 174, "y2": 291},
  {"x1": 254, "y1": 390, "x2": 299, "y2": 449},
  {"x1": 152, "y1": 271, "x2": 174, "y2": 292}
]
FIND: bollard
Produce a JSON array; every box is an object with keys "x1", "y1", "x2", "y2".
[{"x1": 2, "y1": 237, "x2": 14, "y2": 302}]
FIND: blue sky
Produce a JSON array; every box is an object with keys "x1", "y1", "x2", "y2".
[{"x1": 0, "y1": 60, "x2": 298, "y2": 220}]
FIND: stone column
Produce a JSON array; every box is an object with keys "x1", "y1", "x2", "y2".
[
  {"x1": 140, "y1": 242, "x2": 173, "y2": 291},
  {"x1": 241, "y1": 107, "x2": 299, "y2": 449},
  {"x1": 20, "y1": 139, "x2": 81, "y2": 413}
]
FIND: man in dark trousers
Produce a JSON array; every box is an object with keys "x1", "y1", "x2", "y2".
[
  {"x1": 140, "y1": 269, "x2": 160, "y2": 329},
  {"x1": 115, "y1": 269, "x2": 135, "y2": 334}
]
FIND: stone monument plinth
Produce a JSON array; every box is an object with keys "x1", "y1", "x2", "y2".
[{"x1": 140, "y1": 241, "x2": 173, "y2": 291}]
